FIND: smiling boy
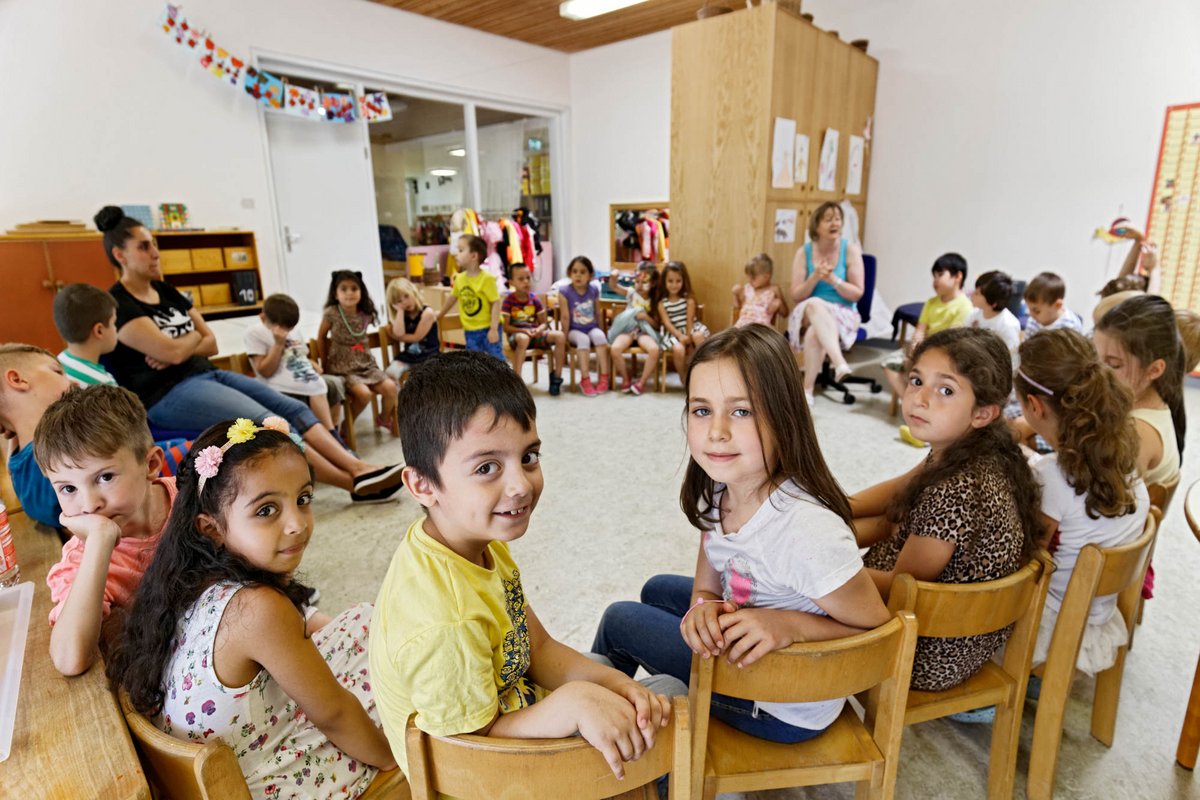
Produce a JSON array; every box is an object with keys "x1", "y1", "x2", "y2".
[
  {"x1": 34, "y1": 384, "x2": 176, "y2": 676},
  {"x1": 370, "y1": 351, "x2": 676, "y2": 780}
]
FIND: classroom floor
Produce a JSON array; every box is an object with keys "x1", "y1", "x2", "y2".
[{"x1": 300, "y1": 356, "x2": 1200, "y2": 800}]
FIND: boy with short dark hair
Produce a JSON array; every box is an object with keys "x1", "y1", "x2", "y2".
[
  {"x1": 52, "y1": 284, "x2": 119, "y2": 387},
  {"x1": 966, "y1": 270, "x2": 1021, "y2": 363},
  {"x1": 244, "y1": 292, "x2": 347, "y2": 441},
  {"x1": 33, "y1": 384, "x2": 178, "y2": 676},
  {"x1": 501, "y1": 265, "x2": 566, "y2": 395},
  {"x1": 880, "y1": 253, "x2": 972, "y2": 395},
  {"x1": 440, "y1": 235, "x2": 503, "y2": 361},
  {"x1": 370, "y1": 351, "x2": 678, "y2": 779},
  {"x1": 1023, "y1": 271, "x2": 1083, "y2": 335}
]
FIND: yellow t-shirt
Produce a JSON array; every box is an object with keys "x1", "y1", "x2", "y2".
[
  {"x1": 370, "y1": 518, "x2": 542, "y2": 775},
  {"x1": 452, "y1": 270, "x2": 500, "y2": 331},
  {"x1": 917, "y1": 293, "x2": 972, "y2": 335}
]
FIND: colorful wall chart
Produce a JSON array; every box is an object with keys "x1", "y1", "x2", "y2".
[{"x1": 1146, "y1": 103, "x2": 1200, "y2": 313}]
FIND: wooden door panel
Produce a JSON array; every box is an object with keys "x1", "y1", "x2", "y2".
[
  {"x1": 45, "y1": 239, "x2": 119, "y2": 289},
  {"x1": 0, "y1": 241, "x2": 58, "y2": 350}
]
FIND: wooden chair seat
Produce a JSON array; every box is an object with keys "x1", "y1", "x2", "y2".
[
  {"x1": 405, "y1": 696, "x2": 690, "y2": 800},
  {"x1": 701, "y1": 704, "x2": 882, "y2": 786},
  {"x1": 902, "y1": 661, "x2": 1012, "y2": 725}
]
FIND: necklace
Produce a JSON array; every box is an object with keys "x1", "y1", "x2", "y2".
[{"x1": 338, "y1": 305, "x2": 366, "y2": 339}]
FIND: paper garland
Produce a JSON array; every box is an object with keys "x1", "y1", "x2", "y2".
[{"x1": 159, "y1": 3, "x2": 389, "y2": 124}]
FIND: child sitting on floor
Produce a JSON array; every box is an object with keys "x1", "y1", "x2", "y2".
[
  {"x1": 732, "y1": 253, "x2": 787, "y2": 327},
  {"x1": 318, "y1": 270, "x2": 398, "y2": 436},
  {"x1": 502, "y1": 264, "x2": 566, "y2": 395},
  {"x1": 52, "y1": 283, "x2": 119, "y2": 387},
  {"x1": 1023, "y1": 272, "x2": 1083, "y2": 335},
  {"x1": 244, "y1": 293, "x2": 346, "y2": 443},
  {"x1": 607, "y1": 260, "x2": 662, "y2": 395},
  {"x1": 108, "y1": 417, "x2": 397, "y2": 797},
  {"x1": 0, "y1": 345, "x2": 188, "y2": 529},
  {"x1": 383, "y1": 277, "x2": 439, "y2": 380},
  {"x1": 593, "y1": 326, "x2": 889, "y2": 743},
  {"x1": 851, "y1": 328, "x2": 1041, "y2": 693},
  {"x1": 35, "y1": 385, "x2": 178, "y2": 676},
  {"x1": 370, "y1": 351, "x2": 676, "y2": 780}
]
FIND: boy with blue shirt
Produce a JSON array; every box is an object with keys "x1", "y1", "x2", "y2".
[{"x1": 370, "y1": 351, "x2": 679, "y2": 779}]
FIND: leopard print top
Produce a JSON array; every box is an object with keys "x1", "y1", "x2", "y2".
[{"x1": 865, "y1": 456, "x2": 1025, "y2": 691}]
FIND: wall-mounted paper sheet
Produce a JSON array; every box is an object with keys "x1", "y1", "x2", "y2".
[
  {"x1": 772, "y1": 117, "x2": 797, "y2": 189},
  {"x1": 774, "y1": 209, "x2": 798, "y2": 243},
  {"x1": 846, "y1": 135, "x2": 865, "y2": 195},
  {"x1": 793, "y1": 134, "x2": 810, "y2": 185},
  {"x1": 818, "y1": 128, "x2": 839, "y2": 192}
]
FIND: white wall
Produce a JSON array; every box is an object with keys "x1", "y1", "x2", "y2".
[
  {"x1": 794, "y1": 0, "x2": 1200, "y2": 310},
  {"x1": 0, "y1": 0, "x2": 568, "y2": 297},
  {"x1": 567, "y1": 31, "x2": 672, "y2": 270}
]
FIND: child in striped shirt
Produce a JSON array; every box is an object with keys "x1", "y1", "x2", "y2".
[{"x1": 53, "y1": 283, "x2": 119, "y2": 387}]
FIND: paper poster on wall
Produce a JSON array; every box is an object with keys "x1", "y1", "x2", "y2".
[
  {"x1": 793, "y1": 134, "x2": 810, "y2": 185},
  {"x1": 774, "y1": 209, "x2": 798, "y2": 243},
  {"x1": 283, "y1": 84, "x2": 320, "y2": 118},
  {"x1": 772, "y1": 117, "x2": 797, "y2": 189},
  {"x1": 846, "y1": 135, "x2": 865, "y2": 195},
  {"x1": 359, "y1": 92, "x2": 393, "y2": 123},
  {"x1": 818, "y1": 129, "x2": 839, "y2": 192},
  {"x1": 321, "y1": 92, "x2": 358, "y2": 123},
  {"x1": 245, "y1": 67, "x2": 284, "y2": 109}
]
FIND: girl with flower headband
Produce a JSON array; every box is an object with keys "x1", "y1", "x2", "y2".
[{"x1": 108, "y1": 417, "x2": 398, "y2": 798}]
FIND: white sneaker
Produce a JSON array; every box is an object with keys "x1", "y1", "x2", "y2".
[{"x1": 805, "y1": 391, "x2": 816, "y2": 408}]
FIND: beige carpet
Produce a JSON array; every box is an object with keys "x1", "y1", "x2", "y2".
[{"x1": 300, "y1": 358, "x2": 1200, "y2": 800}]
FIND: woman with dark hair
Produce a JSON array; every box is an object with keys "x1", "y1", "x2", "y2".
[
  {"x1": 787, "y1": 202, "x2": 866, "y2": 406},
  {"x1": 95, "y1": 206, "x2": 401, "y2": 501}
]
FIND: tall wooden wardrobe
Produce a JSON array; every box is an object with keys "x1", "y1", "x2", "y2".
[{"x1": 670, "y1": 3, "x2": 878, "y2": 331}]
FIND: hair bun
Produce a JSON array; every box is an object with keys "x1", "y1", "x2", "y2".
[{"x1": 94, "y1": 206, "x2": 125, "y2": 232}]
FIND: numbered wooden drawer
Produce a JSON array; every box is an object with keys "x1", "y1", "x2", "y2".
[
  {"x1": 199, "y1": 283, "x2": 232, "y2": 307},
  {"x1": 191, "y1": 248, "x2": 225, "y2": 271},
  {"x1": 159, "y1": 250, "x2": 193, "y2": 274},
  {"x1": 222, "y1": 246, "x2": 256, "y2": 270}
]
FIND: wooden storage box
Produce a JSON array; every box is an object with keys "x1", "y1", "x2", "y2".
[
  {"x1": 160, "y1": 250, "x2": 193, "y2": 274},
  {"x1": 191, "y1": 248, "x2": 224, "y2": 271},
  {"x1": 222, "y1": 246, "x2": 255, "y2": 270},
  {"x1": 199, "y1": 283, "x2": 232, "y2": 307},
  {"x1": 175, "y1": 285, "x2": 201, "y2": 306}
]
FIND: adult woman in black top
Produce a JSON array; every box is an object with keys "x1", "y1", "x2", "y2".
[{"x1": 96, "y1": 206, "x2": 400, "y2": 501}]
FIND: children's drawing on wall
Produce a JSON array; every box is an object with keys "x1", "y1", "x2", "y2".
[
  {"x1": 846, "y1": 135, "x2": 865, "y2": 195},
  {"x1": 772, "y1": 117, "x2": 797, "y2": 189},
  {"x1": 793, "y1": 133, "x2": 810, "y2": 185},
  {"x1": 284, "y1": 85, "x2": 320, "y2": 119},
  {"x1": 818, "y1": 128, "x2": 839, "y2": 192},
  {"x1": 774, "y1": 208, "x2": 798, "y2": 243}
]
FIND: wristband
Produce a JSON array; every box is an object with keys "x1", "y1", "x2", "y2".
[{"x1": 678, "y1": 597, "x2": 724, "y2": 631}]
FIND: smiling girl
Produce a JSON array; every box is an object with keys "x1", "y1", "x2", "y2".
[
  {"x1": 850, "y1": 327, "x2": 1042, "y2": 691},
  {"x1": 108, "y1": 418, "x2": 397, "y2": 799}
]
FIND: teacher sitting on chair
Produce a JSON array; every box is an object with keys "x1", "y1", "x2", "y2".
[{"x1": 787, "y1": 202, "x2": 865, "y2": 407}]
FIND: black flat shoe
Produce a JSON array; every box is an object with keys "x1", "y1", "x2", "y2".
[{"x1": 352, "y1": 463, "x2": 404, "y2": 495}]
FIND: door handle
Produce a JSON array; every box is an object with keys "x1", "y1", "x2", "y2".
[
  {"x1": 284, "y1": 226, "x2": 302, "y2": 253},
  {"x1": 43, "y1": 280, "x2": 65, "y2": 292}
]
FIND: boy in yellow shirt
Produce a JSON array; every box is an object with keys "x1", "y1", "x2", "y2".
[
  {"x1": 440, "y1": 235, "x2": 504, "y2": 361},
  {"x1": 370, "y1": 351, "x2": 678, "y2": 780}
]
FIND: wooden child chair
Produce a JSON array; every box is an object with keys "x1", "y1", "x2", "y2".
[
  {"x1": 657, "y1": 304, "x2": 704, "y2": 393},
  {"x1": 404, "y1": 696, "x2": 691, "y2": 800},
  {"x1": 553, "y1": 292, "x2": 610, "y2": 393},
  {"x1": 1176, "y1": 480, "x2": 1200, "y2": 769},
  {"x1": 880, "y1": 552, "x2": 1053, "y2": 800},
  {"x1": 308, "y1": 338, "x2": 384, "y2": 452},
  {"x1": 1131, "y1": 471, "x2": 1182, "y2": 634},
  {"x1": 605, "y1": 304, "x2": 659, "y2": 393},
  {"x1": 119, "y1": 690, "x2": 410, "y2": 800},
  {"x1": 503, "y1": 292, "x2": 552, "y2": 385},
  {"x1": 1026, "y1": 513, "x2": 1158, "y2": 800},
  {"x1": 688, "y1": 611, "x2": 917, "y2": 800}
]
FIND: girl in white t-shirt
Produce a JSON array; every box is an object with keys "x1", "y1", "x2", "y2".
[
  {"x1": 592, "y1": 325, "x2": 889, "y2": 742},
  {"x1": 1015, "y1": 329, "x2": 1149, "y2": 673}
]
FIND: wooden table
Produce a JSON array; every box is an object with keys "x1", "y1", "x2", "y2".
[{"x1": 4, "y1": 511, "x2": 150, "y2": 799}]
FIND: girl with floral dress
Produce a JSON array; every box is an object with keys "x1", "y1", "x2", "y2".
[
  {"x1": 108, "y1": 418, "x2": 397, "y2": 799},
  {"x1": 317, "y1": 270, "x2": 398, "y2": 435}
]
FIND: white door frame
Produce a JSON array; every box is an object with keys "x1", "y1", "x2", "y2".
[{"x1": 250, "y1": 48, "x2": 571, "y2": 290}]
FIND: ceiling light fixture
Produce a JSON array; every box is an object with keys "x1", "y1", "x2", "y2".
[
  {"x1": 430, "y1": 168, "x2": 457, "y2": 177},
  {"x1": 559, "y1": 0, "x2": 651, "y2": 21},
  {"x1": 448, "y1": 148, "x2": 466, "y2": 157}
]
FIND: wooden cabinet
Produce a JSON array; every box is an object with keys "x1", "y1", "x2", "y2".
[
  {"x1": 670, "y1": 4, "x2": 878, "y2": 330},
  {"x1": 0, "y1": 235, "x2": 117, "y2": 351},
  {"x1": 0, "y1": 230, "x2": 264, "y2": 352}
]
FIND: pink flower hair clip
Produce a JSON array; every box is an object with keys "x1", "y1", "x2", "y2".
[
  {"x1": 195, "y1": 416, "x2": 304, "y2": 493},
  {"x1": 195, "y1": 446, "x2": 224, "y2": 493}
]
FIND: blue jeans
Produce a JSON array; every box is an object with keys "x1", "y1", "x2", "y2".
[
  {"x1": 464, "y1": 328, "x2": 506, "y2": 361},
  {"x1": 148, "y1": 370, "x2": 320, "y2": 435},
  {"x1": 592, "y1": 574, "x2": 825, "y2": 744}
]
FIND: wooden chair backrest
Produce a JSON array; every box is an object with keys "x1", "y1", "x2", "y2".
[
  {"x1": 119, "y1": 690, "x2": 251, "y2": 800},
  {"x1": 1184, "y1": 480, "x2": 1200, "y2": 545},
  {"x1": 1147, "y1": 471, "x2": 1181, "y2": 516},
  {"x1": 1083, "y1": 513, "x2": 1158, "y2": 600},
  {"x1": 404, "y1": 696, "x2": 690, "y2": 800},
  {"x1": 888, "y1": 553, "x2": 1051, "y2": 639}
]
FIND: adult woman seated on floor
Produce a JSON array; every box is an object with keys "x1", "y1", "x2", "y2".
[
  {"x1": 787, "y1": 202, "x2": 865, "y2": 407},
  {"x1": 94, "y1": 206, "x2": 401, "y2": 502}
]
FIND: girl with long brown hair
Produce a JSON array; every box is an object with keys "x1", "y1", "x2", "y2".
[{"x1": 592, "y1": 325, "x2": 888, "y2": 744}]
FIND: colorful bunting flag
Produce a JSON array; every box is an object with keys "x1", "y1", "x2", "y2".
[
  {"x1": 321, "y1": 91, "x2": 358, "y2": 123},
  {"x1": 359, "y1": 92, "x2": 393, "y2": 123},
  {"x1": 244, "y1": 67, "x2": 284, "y2": 110},
  {"x1": 284, "y1": 84, "x2": 320, "y2": 119}
]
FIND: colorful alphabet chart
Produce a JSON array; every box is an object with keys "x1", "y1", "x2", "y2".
[{"x1": 1147, "y1": 102, "x2": 1200, "y2": 312}]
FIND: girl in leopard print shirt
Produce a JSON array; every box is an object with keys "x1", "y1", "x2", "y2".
[{"x1": 850, "y1": 327, "x2": 1041, "y2": 691}]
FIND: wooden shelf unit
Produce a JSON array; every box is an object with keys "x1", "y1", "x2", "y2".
[
  {"x1": 670, "y1": 4, "x2": 877, "y2": 330},
  {"x1": 154, "y1": 230, "x2": 263, "y2": 313}
]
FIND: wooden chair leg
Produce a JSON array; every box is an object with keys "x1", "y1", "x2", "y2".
[
  {"x1": 889, "y1": 389, "x2": 899, "y2": 417},
  {"x1": 1027, "y1": 648, "x2": 1078, "y2": 799},
  {"x1": 342, "y1": 398, "x2": 357, "y2": 452},
  {"x1": 1176, "y1": 650, "x2": 1200, "y2": 769},
  {"x1": 987, "y1": 696, "x2": 1020, "y2": 800},
  {"x1": 1091, "y1": 645, "x2": 1129, "y2": 746},
  {"x1": 658, "y1": 349, "x2": 668, "y2": 392}
]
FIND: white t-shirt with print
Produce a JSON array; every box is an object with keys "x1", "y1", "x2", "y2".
[
  {"x1": 702, "y1": 481, "x2": 864, "y2": 730},
  {"x1": 966, "y1": 307, "x2": 1022, "y2": 365},
  {"x1": 1035, "y1": 454, "x2": 1149, "y2": 624},
  {"x1": 243, "y1": 320, "x2": 325, "y2": 397}
]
